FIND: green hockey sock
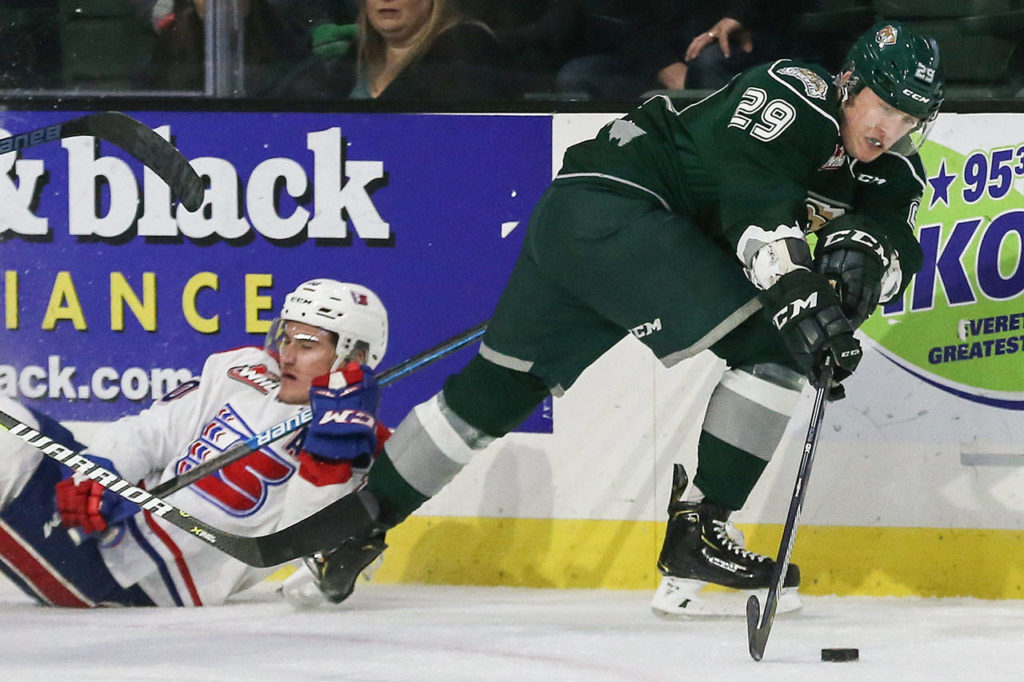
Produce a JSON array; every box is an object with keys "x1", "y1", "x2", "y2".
[
  {"x1": 365, "y1": 449, "x2": 430, "y2": 528},
  {"x1": 692, "y1": 431, "x2": 768, "y2": 511}
]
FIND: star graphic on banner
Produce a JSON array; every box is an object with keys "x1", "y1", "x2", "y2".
[{"x1": 928, "y1": 159, "x2": 956, "y2": 208}]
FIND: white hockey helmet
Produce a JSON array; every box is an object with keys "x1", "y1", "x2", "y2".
[{"x1": 275, "y1": 279, "x2": 388, "y2": 370}]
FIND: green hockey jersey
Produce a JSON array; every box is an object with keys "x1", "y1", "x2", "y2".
[{"x1": 555, "y1": 59, "x2": 925, "y2": 287}]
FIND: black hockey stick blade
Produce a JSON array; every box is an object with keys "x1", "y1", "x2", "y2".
[
  {"x1": 746, "y1": 362, "x2": 833, "y2": 661},
  {"x1": 62, "y1": 112, "x2": 205, "y2": 211},
  {"x1": 0, "y1": 407, "x2": 380, "y2": 567},
  {"x1": 746, "y1": 594, "x2": 768, "y2": 661},
  {"x1": 143, "y1": 321, "x2": 488, "y2": 499},
  {"x1": 0, "y1": 112, "x2": 204, "y2": 211}
]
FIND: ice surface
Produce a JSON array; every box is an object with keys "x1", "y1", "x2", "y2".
[{"x1": 1, "y1": 577, "x2": 1021, "y2": 681}]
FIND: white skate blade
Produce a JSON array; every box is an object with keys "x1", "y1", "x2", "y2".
[{"x1": 650, "y1": 576, "x2": 802, "y2": 619}]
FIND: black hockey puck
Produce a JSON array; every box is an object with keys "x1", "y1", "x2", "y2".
[{"x1": 821, "y1": 648, "x2": 859, "y2": 662}]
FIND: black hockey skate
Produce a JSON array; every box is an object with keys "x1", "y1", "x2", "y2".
[
  {"x1": 651, "y1": 464, "x2": 801, "y2": 618},
  {"x1": 312, "y1": 531, "x2": 388, "y2": 604}
]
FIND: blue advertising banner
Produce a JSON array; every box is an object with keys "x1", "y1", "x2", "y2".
[{"x1": 0, "y1": 111, "x2": 553, "y2": 430}]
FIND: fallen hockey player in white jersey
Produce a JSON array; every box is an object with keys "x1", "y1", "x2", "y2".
[{"x1": 0, "y1": 278, "x2": 388, "y2": 607}]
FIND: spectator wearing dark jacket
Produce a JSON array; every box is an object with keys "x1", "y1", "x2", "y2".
[
  {"x1": 494, "y1": 0, "x2": 684, "y2": 100},
  {"x1": 279, "y1": 0, "x2": 513, "y2": 101},
  {"x1": 660, "y1": 1, "x2": 809, "y2": 91}
]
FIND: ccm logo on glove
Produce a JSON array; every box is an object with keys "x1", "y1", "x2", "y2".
[
  {"x1": 317, "y1": 409, "x2": 376, "y2": 428},
  {"x1": 302, "y1": 362, "x2": 381, "y2": 463},
  {"x1": 771, "y1": 292, "x2": 818, "y2": 329},
  {"x1": 819, "y1": 228, "x2": 888, "y2": 266}
]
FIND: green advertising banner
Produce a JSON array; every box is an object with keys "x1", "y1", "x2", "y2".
[{"x1": 865, "y1": 115, "x2": 1024, "y2": 408}]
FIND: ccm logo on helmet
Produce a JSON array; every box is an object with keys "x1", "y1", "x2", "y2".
[{"x1": 902, "y1": 88, "x2": 931, "y2": 104}]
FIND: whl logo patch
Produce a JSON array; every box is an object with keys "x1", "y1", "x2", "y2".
[{"x1": 227, "y1": 364, "x2": 280, "y2": 394}]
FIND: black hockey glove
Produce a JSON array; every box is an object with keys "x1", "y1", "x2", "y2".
[
  {"x1": 760, "y1": 269, "x2": 862, "y2": 398},
  {"x1": 814, "y1": 219, "x2": 892, "y2": 329}
]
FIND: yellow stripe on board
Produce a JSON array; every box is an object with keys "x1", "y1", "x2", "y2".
[
  {"x1": 373, "y1": 516, "x2": 663, "y2": 591},
  {"x1": 354, "y1": 517, "x2": 1024, "y2": 600}
]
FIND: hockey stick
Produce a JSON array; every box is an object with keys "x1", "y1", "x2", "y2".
[
  {"x1": 62, "y1": 320, "x2": 487, "y2": 546},
  {"x1": 136, "y1": 320, "x2": 486, "y2": 499},
  {"x1": 0, "y1": 407, "x2": 380, "y2": 567},
  {"x1": 745, "y1": 361, "x2": 833, "y2": 661},
  {"x1": 0, "y1": 112, "x2": 204, "y2": 211}
]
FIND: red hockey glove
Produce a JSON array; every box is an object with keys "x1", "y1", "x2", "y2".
[{"x1": 55, "y1": 456, "x2": 140, "y2": 535}]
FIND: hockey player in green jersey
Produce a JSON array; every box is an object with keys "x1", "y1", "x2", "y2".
[{"x1": 297, "y1": 22, "x2": 945, "y2": 614}]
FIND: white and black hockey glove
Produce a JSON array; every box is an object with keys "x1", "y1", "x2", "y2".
[
  {"x1": 814, "y1": 216, "x2": 898, "y2": 329},
  {"x1": 760, "y1": 269, "x2": 862, "y2": 399}
]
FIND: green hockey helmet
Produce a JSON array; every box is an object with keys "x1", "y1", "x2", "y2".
[
  {"x1": 842, "y1": 22, "x2": 944, "y2": 152},
  {"x1": 844, "y1": 22, "x2": 944, "y2": 119}
]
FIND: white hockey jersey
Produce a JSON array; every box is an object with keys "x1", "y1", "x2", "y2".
[{"x1": 90, "y1": 346, "x2": 364, "y2": 606}]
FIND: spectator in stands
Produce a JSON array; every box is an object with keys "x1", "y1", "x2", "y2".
[
  {"x1": 142, "y1": 0, "x2": 305, "y2": 94},
  {"x1": 130, "y1": 0, "x2": 174, "y2": 34},
  {"x1": 492, "y1": 0, "x2": 685, "y2": 100},
  {"x1": 490, "y1": 0, "x2": 810, "y2": 99},
  {"x1": 353, "y1": 0, "x2": 511, "y2": 100},
  {"x1": 454, "y1": 0, "x2": 554, "y2": 91},
  {"x1": 658, "y1": 1, "x2": 808, "y2": 91},
  {"x1": 556, "y1": 0, "x2": 686, "y2": 99},
  {"x1": 279, "y1": 0, "x2": 513, "y2": 101},
  {"x1": 0, "y1": 0, "x2": 61, "y2": 89}
]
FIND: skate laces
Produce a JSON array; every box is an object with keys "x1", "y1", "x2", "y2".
[
  {"x1": 711, "y1": 519, "x2": 768, "y2": 563},
  {"x1": 723, "y1": 519, "x2": 745, "y2": 546}
]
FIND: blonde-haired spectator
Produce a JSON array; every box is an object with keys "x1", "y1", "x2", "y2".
[{"x1": 350, "y1": 0, "x2": 513, "y2": 101}]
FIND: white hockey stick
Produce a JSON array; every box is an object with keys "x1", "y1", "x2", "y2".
[{"x1": 0, "y1": 408, "x2": 379, "y2": 568}]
